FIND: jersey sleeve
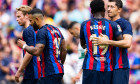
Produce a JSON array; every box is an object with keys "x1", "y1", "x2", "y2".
[
  {"x1": 80, "y1": 22, "x2": 86, "y2": 40},
  {"x1": 23, "y1": 28, "x2": 35, "y2": 46},
  {"x1": 36, "y1": 29, "x2": 47, "y2": 45},
  {"x1": 111, "y1": 22, "x2": 122, "y2": 39},
  {"x1": 57, "y1": 27, "x2": 64, "y2": 40},
  {"x1": 61, "y1": 33, "x2": 64, "y2": 40},
  {"x1": 122, "y1": 21, "x2": 133, "y2": 35}
]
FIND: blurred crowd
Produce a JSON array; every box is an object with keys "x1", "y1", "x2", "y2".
[{"x1": 0, "y1": 0, "x2": 139, "y2": 84}]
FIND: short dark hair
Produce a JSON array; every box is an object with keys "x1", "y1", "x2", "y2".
[
  {"x1": 68, "y1": 21, "x2": 78, "y2": 30},
  {"x1": 109, "y1": 0, "x2": 123, "y2": 8},
  {"x1": 90, "y1": 0, "x2": 105, "y2": 14},
  {"x1": 28, "y1": 8, "x2": 44, "y2": 16}
]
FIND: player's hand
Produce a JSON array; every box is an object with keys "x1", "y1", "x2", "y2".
[
  {"x1": 84, "y1": 48, "x2": 87, "y2": 55},
  {"x1": 73, "y1": 72, "x2": 82, "y2": 82},
  {"x1": 92, "y1": 34, "x2": 109, "y2": 45},
  {"x1": 15, "y1": 70, "x2": 22, "y2": 83},
  {"x1": 17, "y1": 39, "x2": 26, "y2": 48}
]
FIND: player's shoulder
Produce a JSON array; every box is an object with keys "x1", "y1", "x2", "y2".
[
  {"x1": 120, "y1": 18, "x2": 131, "y2": 24},
  {"x1": 116, "y1": 18, "x2": 130, "y2": 24},
  {"x1": 81, "y1": 19, "x2": 91, "y2": 26},
  {"x1": 23, "y1": 25, "x2": 33, "y2": 32},
  {"x1": 82, "y1": 19, "x2": 91, "y2": 24},
  {"x1": 47, "y1": 24, "x2": 61, "y2": 33},
  {"x1": 47, "y1": 24, "x2": 56, "y2": 29},
  {"x1": 108, "y1": 20, "x2": 120, "y2": 30},
  {"x1": 37, "y1": 24, "x2": 49, "y2": 34},
  {"x1": 39, "y1": 24, "x2": 48, "y2": 31},
  {"x1": 48, "y1": 24, "x2": 59, "y2": 29},
  {"x1": 23, "y1": 25, "x2": 34, "y2": 34},
  {"x1": 117, "y1": 18, "x2": 127, "y2": 22},
  {"x1": 26, "y1": 25, "x2": 34, "y2": 30},
  {"x1": 104, "y1": 18, "x2": 118, "y2": 25},
  {"x1": 104, "y1": 18, "x2": 121, "y2": 31}
]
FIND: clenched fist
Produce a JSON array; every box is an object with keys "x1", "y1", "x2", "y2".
[{"x1": 17, "y1": 39, "x2": 26, "y2": 48}]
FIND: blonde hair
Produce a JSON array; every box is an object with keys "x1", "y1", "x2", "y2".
[{"x1": 16, "y1": 5, "x2": 32, "y2": 15}]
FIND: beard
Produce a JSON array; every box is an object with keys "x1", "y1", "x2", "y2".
[
  {"x1": 33, "y1": 21, "x2": 39, "y2": 31},
  {"x1": 75, "y1": 35, "x2": 80, "y2": 38}
]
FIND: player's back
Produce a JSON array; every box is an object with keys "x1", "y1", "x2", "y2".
[
  {"x1": 22, "y1": 25, "x2": 41, "y2": 79},
  {"x1": 80, "y1": 18, "x2": 122, "y2": 71},
  {"x1": 113, "y1": 18, "x2": 133, "y2": 69},
  {"x1": 36, "y1": 24, "x2": 64, "y2": 77}
]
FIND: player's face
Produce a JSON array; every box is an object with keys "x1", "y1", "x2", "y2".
[
  {"x1": 16, "y1": 11, "x2": 26, "y2": 26},
  {"x1": 69, "y1": 28, "x2": 79, "y2": 38},
  {"x1": 28, "y1": 14, "x2": 34, "y2": 26},
  {"x1": 28, "y1": 14, "x2": 39, "y2": 31},
  {"x1": 107, "y1": 2, "x2": 119, "y2": 18}
]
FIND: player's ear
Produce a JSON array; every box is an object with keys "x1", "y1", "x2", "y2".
[
  {"x1": 35, "y1": 17, "x2": 40, "y2": 22},
  {"x1": 118, "y1": 8, "x2": 122, "y2": 13},
  {"x1": 25, "y1": 14, "x2": 29, "y2": 19}
]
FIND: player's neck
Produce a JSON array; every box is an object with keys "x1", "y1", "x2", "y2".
[
  {"x1": 24, "y1": 20, "x2": 30, "y2": 28},
  {"x1": 93, "y1": 13, "x2": 104, "y2": 19},
  {"x1": 111, "y1": 15, "x2": 120, "y2": 21},
  {"x1": 38, "y1": 21, "x2": 46, "y2": 29}
]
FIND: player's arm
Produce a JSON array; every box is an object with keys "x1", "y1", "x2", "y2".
[
  {"x1": 24, "y1": 43, "x2": 45, "y2": 56},
  {"x1": 108, "y1": 21, "x2": 133, "y2": 48},
  {"x1": 108, "y1": 34, "x2": 132, "y2": 48},
  {"x1": 16, "y1": 42, "x2": 44, "y2": 82},
  {"x1": 80, "y1": 39, "x2": 86, "y2": 49},
  {"x1": 95, "y1": 34, "x2": 132, "y2": 48},
  {"x1": 15, "y1": 29, "x2": 36, "y2": 82},
  {"x1": 17, "y1": 39, "x2": 45, "y2": 56},
  {"x1": 17, "y1": 29, "x2": 37, "y2": 72},
  {"x1": 93, "y1": 22, "x2": 132, "y2": 48},
  {"x1": 60, "y1": 39, "x2": 67, "y2": 64},
  {"x1": 78, "y1": 68, "x2": 83, "y2": 76},
  {"x1": 17, "y1": 30, "x2": 46, "y2": 56},
  {"x1": 80, "y1": 22, "x2": 86, "y2": 49},
  {"x1": 24, "y1": 29, "x2": 47, "y2": 56},
  {"x1": 131, "y1": 65, "x2": 140, "y2": 69},
  {"x1": 16, "y1": 50, "x2": 32, "y2": 72},
  {"x1": 15, "y1": 51, "x2": 33, "y2": 82},
  {"x1": 73, "y1": 68, "x2": 83, "y2": 82}
]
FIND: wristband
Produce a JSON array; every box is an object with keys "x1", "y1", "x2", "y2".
[{"x1": 22, "y1": 44, "x2": 27, "y2": 49}]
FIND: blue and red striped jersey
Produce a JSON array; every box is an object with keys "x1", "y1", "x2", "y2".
[
  {"x1": 80, "y1": 18, "x2": 122, "y2": 71},
  {"x1": 22, "y1": 25, "x2": 41, "y2": 79},
  {"x1": 113, "y1": 18, "x2": 133, "y2": 69},
  {"x1": 36, "y1": 24, "x2": 64, "y2": 77}
]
